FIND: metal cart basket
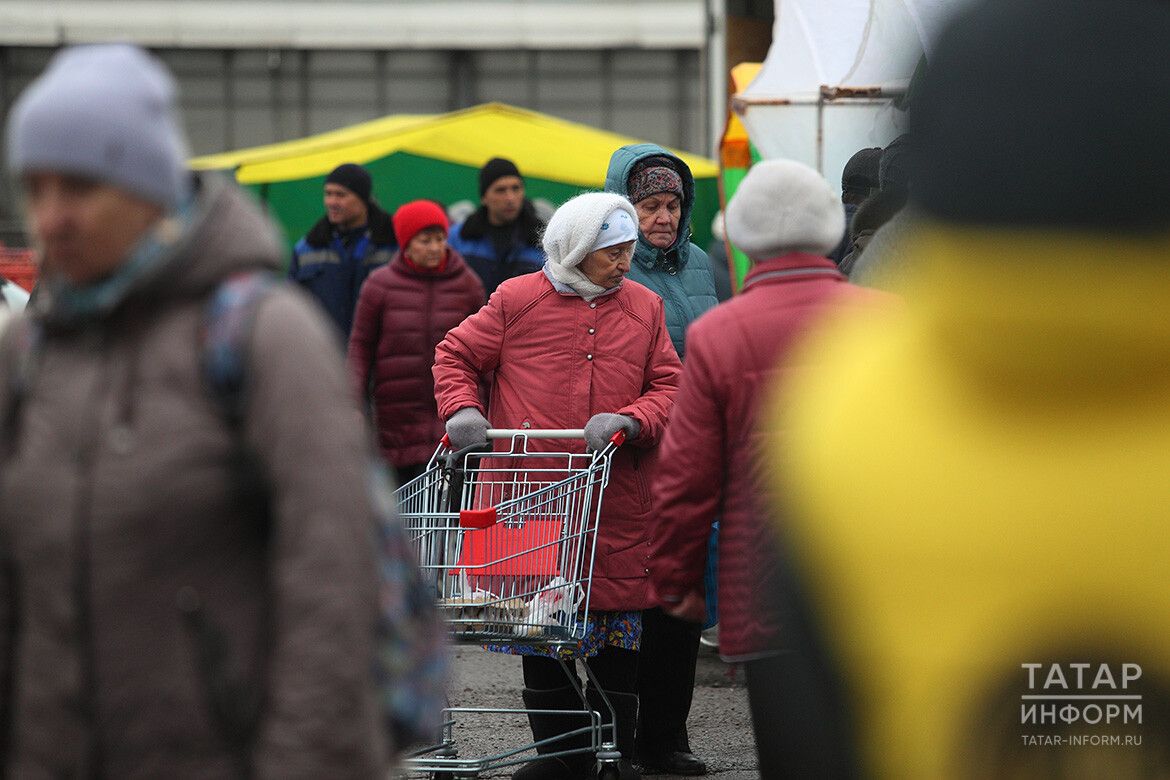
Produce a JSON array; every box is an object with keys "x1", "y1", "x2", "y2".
[{"x1": 398, "y1": 428, "x2": 628, "y2": 779}]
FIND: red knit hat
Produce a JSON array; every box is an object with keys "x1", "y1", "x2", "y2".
[{"x1": 392, "y1": 200, "x2": 449, "y2": 248}]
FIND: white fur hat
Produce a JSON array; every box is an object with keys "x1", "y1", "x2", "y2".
[
  {"x1": 725, "y1": 159, "x2": 844, "y2": 262},
  {"x1": 543, "y1": 192, "x2": 638, "y2": 268}
]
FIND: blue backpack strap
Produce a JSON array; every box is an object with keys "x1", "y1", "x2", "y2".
[
  {"x1": 188, "y1": 271, "x2": 281, "y2": 765},
  {"x1": 200, "y1": 270, "x2": 280, "y2": 426},
  {"x1": 369, "y1": 461, "x2": 449, "y2": 751},
  {"x1": 201, "y1": 271, "x2": 448, "y2": 756}
]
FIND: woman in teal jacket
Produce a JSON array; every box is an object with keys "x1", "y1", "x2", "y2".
[
  {"x1": 605, "y1": 144, "x2": 718, "y2": 361},
  {"x1": 605, "y1": 143, "x2": 717, "y2": 775}
]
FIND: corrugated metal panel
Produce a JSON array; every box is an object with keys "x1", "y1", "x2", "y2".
[{"x1": 0, "y1": 1, "x2": 705, "y2": 49}]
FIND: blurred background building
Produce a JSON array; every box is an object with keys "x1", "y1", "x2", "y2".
[{"x1": 0, "y1": 0, "x2": 775, "y2": 248}]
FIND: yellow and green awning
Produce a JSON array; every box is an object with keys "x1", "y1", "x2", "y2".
[{"x1": 191, "y1": 103, "x2": 719, "y2": 255}]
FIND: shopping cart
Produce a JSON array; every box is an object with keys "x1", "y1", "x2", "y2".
[{"x1": 398, "y1": 428, "x2": 628, "y2": 779}]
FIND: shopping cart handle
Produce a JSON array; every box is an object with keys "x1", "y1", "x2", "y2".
[
  {"x1": 610, "y1": 429, "x2": 627, "y2": 448},
  {"x1": 486, "y1": 428, "x2": 586, "y2": 439},
  {"x1": 459, "y1": 507, "x2": 498, "y2": 529}
]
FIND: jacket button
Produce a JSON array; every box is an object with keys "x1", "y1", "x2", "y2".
[
  {"x1": 588, "y1": 328, "x2": 595, "y2": 335},
  {"x1": 589, "y1": 303, "x2": 597, "y2": 309},
  {"x1": 644, "y1": 568, "x2": 650, "y2": 574},
  {"x1": 586, "y1": 354, "x2": 593, "y2": 360}
]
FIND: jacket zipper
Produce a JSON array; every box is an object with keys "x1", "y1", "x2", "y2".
[
  {"x1": 424, "y1": 278, "x2": 435, "y2": 381},
  {"x1": 76, "y1": 336, "x2": 114, "y2": 779},
  {"x1": 74, "y1": 439, "x2": 102, "y2": 778}
]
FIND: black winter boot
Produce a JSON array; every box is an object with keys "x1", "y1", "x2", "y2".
[
  {"x1": 586, "y1": 687, "x2": 641, "y2": 780},
  {"x1": 512, "y1": 686, "x2": 595, "y2": 780}
]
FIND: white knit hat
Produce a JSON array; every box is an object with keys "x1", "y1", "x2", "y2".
[
  {"x1": 725, "y1": 159, "x2": 844, "y2": 262},
  {"x1": 543, "y1": 192, "x2": 638, "y2": 268}
]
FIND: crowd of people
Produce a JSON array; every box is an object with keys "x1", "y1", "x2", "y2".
[{"x1": 3, "y1": 0, "x2": 1169, "y2": 777}]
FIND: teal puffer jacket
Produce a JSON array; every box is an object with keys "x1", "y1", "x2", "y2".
[{"x1": 606, "y1": 143, "x2": 718, "y2": 360}]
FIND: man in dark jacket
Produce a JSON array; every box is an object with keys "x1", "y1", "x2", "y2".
[
  {"x1": 288, "y1": 162, "x2": 395, "y2": 339},
  {"x1": 650, "y1": 159, "x2": 879, "y2": 777},
  {"x1": 828, "y1": 146, "x2": 882, "y2": 265},
  {"x1": 606, "y1": 143, "x2": 718, "y2": 776},
  {"x1": 1, "y1": 44, "x2": 386, "y2": 778},
  {"x1": 447, "y1": 156, "x2": 545, "y2": 296}
]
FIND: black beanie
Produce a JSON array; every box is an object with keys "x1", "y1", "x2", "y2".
[
  {"x1": 878, "y1": 135, "x2": 911, "y2": 194},
  {"x1": 479, "y1": 157, "x2": 522, "y2": 196},
  {"x1": 841, "y1": 147, "x2": 883, "y2": 195},
  {"x1": 325, "y1": 163, "x2": 373, "y2": 204},
  {"x1": 910, "y1": 0, "x2": 1170, "y2": 231}
]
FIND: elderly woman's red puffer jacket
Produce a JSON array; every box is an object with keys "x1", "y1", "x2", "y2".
[{"x1": 433, "y1": 270, "x2": 681, "y2": 611}]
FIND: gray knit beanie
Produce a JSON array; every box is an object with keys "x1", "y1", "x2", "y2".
[
  {"x1": 725, "y1": 159, "x2": 845, "y2": 262},
  {"x1": 5, "y1": 44, "x2": 189, "y2": 210}
]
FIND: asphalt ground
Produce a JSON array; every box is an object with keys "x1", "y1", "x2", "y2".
[{"x1": 396, "y1": 644, "x2": 759, "y2": 779}]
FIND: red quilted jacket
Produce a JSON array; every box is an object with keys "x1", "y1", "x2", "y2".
[
  {"x1": 649, "y1": 254, "x2": 879, "y2": 660},
  {"x1": 348, "y1": 249, "x2": 485, "y2": 468},
  {"x1": 433, "y1": 271, "x2": 681, "y2": 611}
]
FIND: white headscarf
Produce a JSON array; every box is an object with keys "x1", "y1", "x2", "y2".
[{"x1": 542, "y1": 192, "x2": 638, "y2": 300}]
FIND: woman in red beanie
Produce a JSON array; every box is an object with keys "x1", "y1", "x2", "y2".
[{"x1": 348, "y1": 199, "x2": 486, "y2": 481}]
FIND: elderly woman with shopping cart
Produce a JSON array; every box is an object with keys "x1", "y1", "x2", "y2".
[{"x1": 433, "y1": 191, "x2": 681, "y2": 780}]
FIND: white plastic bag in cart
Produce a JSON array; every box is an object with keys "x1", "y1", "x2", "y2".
[{"x1": 514, "y1": 576, "x2": 585, "y2": 637}]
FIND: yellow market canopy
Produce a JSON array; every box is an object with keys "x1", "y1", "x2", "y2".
[
  {"x1": 189, "y1": 113, "x2": 434, "y2": 172},
  {"x1": 193, "y1": 102, "x2": 717, "y2": 187}
]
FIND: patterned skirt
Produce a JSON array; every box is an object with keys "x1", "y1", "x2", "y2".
[{"x1": 486, "y1": 610, "x2": 642, "y2": 659}]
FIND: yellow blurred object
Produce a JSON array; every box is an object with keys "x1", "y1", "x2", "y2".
[
  {"x1": 725, "y1": 62, "x2": 761, "y2": 141},
  {"x1": 768, "y1": 224, "x2": 1170, "y2": 778},
  {"x1": 721, "y1": 62, "x2": 760, "y2": 170}
]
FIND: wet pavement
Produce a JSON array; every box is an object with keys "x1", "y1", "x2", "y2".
[{"x1": 395, "y1": 643, "x2": 759, "y2": 779}]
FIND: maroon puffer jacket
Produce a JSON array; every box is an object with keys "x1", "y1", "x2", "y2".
[
  {"x1": 649, "y1": 254, "x2": 880, "y2": 660},
  {"x1": 349, "y1": 249, "x2": 485, "y2": 468},
  {"x1": 433, "y1": 271, "x2": 681, "y2": 611}
]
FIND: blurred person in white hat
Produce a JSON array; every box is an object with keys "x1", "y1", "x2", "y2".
[{"x1": 649, "y1": 159, "x2": 886, "y2": 778}]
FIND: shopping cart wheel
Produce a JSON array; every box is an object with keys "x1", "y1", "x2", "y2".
[{"x1": 595, "y1": 764, "x2": 621, "y2": 780}]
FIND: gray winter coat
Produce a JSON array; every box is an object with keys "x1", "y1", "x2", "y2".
[{"x1": 0, "y1": 174, "x2": 386, "y2": 779}]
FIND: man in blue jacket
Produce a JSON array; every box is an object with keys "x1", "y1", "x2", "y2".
[
  {"x1": 606, "y1": 143, "x2": 718, "y2": 776},
  {"x1": 447, "y1": 157, "x2": 545, "y2": 296},
  {"x1": 288, "y1": 163, "x2": 395, "y2": 339}
]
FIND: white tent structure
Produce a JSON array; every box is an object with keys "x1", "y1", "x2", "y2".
[{"x1": 734, "y1": 0, "x2": 959, "y2": 190}]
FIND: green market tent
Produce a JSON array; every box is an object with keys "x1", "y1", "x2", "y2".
[{"x1": 190, "y1": 103, "x2": 719, "y2": 257}]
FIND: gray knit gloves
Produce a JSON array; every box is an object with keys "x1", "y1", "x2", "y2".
[
  {"x1": 584, "y1": 413, "x2": 639, "y2": 451},
  {"x1": 447, "y1": 409, "x2": 635, "y2": 451},
  {"x1": 446, "y1": 407, "x2": 489, "y2": 450}
]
